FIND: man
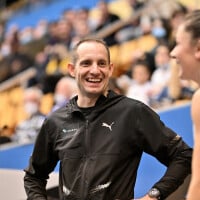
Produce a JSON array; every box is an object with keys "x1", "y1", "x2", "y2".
[
  {"x1": 24, "y1": 38, "x2": 192, "y2": 200},
  {"x1": 170, "y1": 9, "x2": 200, "y2": 200}
]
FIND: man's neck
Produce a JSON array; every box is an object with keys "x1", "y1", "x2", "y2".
[
  {"x1": 77, "y1": 91, "x2": 108, "y2": 108},
  {"x1": 77, "y1": 96, "x2": 98, "y2": 108}
]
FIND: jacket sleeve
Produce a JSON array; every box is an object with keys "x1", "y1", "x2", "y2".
[
  {"x1": 24, "y1": 172, "x2": 47, "y2": 200},
  {"x1": 137, "y1": 104, "x2": 192, "y2": 199},
  {"x1": 24, "y1": 118, "x2": 59, "y2": 200}
]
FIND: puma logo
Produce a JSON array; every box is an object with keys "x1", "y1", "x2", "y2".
[{"x1": 102, "y1": 122, "x2": 114, "y2": 131}]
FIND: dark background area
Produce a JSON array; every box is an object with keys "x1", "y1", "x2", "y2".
[{"x1": 0, "y1": 0, "x2": 20, "y2": 8}]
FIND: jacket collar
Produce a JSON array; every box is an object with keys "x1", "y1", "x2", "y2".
[{"x1": 66, "y1": 90, "x2": 124, "y2": 114}]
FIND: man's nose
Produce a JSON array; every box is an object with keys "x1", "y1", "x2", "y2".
[{"x1": 90, "y1": 64, "x2": 100, "y2": 73}]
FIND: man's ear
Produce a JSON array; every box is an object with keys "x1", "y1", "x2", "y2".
[
  {"x1": 195, "y1": 39, "x2": 200, "y2": 60},
  {"x1": 109, "y1": 63, "x2": 114, "y2": 77},
  {"x1": 68, "y1": 63, "x2": 75, "y2": 77}
]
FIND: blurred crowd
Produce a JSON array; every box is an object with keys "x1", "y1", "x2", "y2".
[{"x1": 0, "y1": 0, "x2": 199, "y2": 144}]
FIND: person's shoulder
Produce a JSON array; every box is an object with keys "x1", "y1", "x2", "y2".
[
  {"x1": 193, "y1": 88, "x2": 200, "y2": 98},
  {"x1": 123, "y1": 95, "x2": 148, "y2": 107},
  {"x1": 47, "y1": 105, "x2": 68, "y2": 119},
  {"x1": 122, "y1": 96, "x2": 158, "y2": 119},
  {"x1": 191, "y1": 88, "x2": 200, "y2": 123},
  {"x1": 192, "y1": 89, "x2": 200, "y2": 107}
]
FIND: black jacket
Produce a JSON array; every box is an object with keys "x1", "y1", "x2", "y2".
[{"x1": 24, "y1": 90, "x2": 192, "y2": 200}]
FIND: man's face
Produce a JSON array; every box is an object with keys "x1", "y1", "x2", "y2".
[
  {"x1": 68, "y1": 41, "x2": 113, "y2": 99},
  {"x1": 170, "y1": 24, "x2": 199, "y2": 80}
]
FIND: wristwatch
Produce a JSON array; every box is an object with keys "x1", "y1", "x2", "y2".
[{"x1": 148, "y1": 188, "x2": 161, "y2": 199}]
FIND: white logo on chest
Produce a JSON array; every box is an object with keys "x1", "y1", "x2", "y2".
[{"x1": 102, "y1": 122, "x2": 114, "y2": 131}]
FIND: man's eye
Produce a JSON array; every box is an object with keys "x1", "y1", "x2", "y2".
[
  {"x1": 81, "y1": 61, "x2": 90, "y2": 67},
  {"x1": 99, "y1": 62, "x2": 106, "y2": 67}
]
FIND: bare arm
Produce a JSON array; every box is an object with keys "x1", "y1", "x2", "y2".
[{"x1": 187, "y1": 89, "x2": 200, "y2": 200}]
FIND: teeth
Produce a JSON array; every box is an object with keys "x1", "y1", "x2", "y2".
[{"x1": 87, "y1": 78, "x2": 101, "y2": 82}]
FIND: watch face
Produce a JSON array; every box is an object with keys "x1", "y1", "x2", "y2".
[{"x1": 148, "y1": 188, "x2": 160, "y2": 198}]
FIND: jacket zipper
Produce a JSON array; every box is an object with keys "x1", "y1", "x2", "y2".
[{"x1": 81, "y1": 119, "x2": 90, "y2": 199}]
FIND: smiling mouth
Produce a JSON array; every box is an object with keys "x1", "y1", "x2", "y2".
[{"x1": 86, "y1": 78, "x2": 102, "y2": 83}]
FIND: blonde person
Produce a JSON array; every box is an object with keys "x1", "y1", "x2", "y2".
[{"x1": 170, "y1": 9, "x2": 200, "y2": 200}]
